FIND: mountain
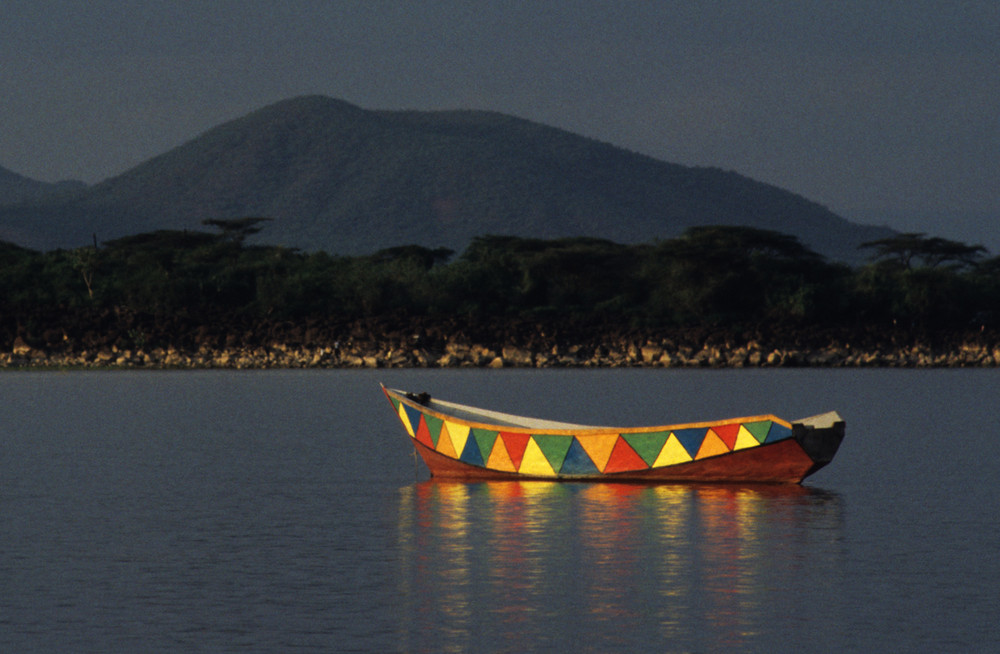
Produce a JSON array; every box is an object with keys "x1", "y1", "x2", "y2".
[
  {"x1": 0, "y1": 166, "x2": 85, "y2": 205},
  {"x1": 0, "y1": 95, "x2": 892, "y2": 260},
  {"x1": 0, "y1": 167, "x2": 88, "y2": 247}
]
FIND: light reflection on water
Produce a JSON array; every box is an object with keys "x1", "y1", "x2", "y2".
[{"x1": 396, "y1": 481, "x2": 843, "y2": 653}]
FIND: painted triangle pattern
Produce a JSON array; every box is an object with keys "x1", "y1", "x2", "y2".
[{"x1": 394, "y1": 401, "x2": 794, "y2": 478}]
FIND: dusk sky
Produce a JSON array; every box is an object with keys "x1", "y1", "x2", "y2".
[{"x1": 3, "y1": 1, "x2": 998, "y2": 249}]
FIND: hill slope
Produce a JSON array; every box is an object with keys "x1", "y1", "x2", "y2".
[
  {"x1": 0, "y1": 96, "x2": 891, "y2": 260},
  {"x1": 0, "y1": 165, "x2": 85, "y2": 205}
]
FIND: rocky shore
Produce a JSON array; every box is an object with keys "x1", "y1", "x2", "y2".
[{"x1": 3, "y1": 315, "x2": 1000, "y2": 368}]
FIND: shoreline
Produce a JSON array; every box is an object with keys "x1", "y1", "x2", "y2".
[
  {"x1": 5, "y1": 337, "x2": 1000, "y2": 369},
  {"x1": 5, "y1": 314, "x2": 1000, "y2": 369}
]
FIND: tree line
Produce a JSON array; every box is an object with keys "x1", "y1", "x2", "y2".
[{"x1": 1, "y1": 221, "x2": 997, "y2": 334}]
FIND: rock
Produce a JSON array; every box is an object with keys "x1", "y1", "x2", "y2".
[
  {"x1": 411, "y1": 349, "x2": 434, "y2": 366},
  {"x1": 470, "y1": 345, "x2": 496, "y2": 366},
  {"x1": 383, "y1": 351, "x2": 408, "y2": 367},
  {"x1": 640, "y1": 345, "x2": 663, "y2": 364},
  {"x1": 501, "y1": 346, "x2": 533, "y2": 366},
  {"x1": 727, "y1": 349, "x2": 747, "y2": 367}
]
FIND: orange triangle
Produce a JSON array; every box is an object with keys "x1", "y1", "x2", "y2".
[
  {"x1": 712, "y1": 423, "x2": 741, "y2": 450},
  {"x1": 414, "y1": 416, "x2": 435, "y2": 448},
  {"x1": 576, "y1": 433, "x2": 619, "y2": 471},
  {"x1": 436, "y1": 422, "x2": 458, "y2": 458},
  {"x1": 603, "y1": 436, "x2": 649, "y2": 473},
  {"x1": 695, "y1": 429, "x2": 730, "y2": 459},
  {"x1": 500, "y1": 432, "x2": 532, "y2": 470},
  {"x1": 486, "y1": 437, "x2": 517, "y2": 472}
]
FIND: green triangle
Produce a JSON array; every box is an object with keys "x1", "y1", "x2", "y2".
[
  {"x1": 424, "y1": 414, "x2": 444, "y2": 446},
  {"x1": 471, "y1": 428, "x2": 498, "y2": 461},
  {"x1": 389, "y1": 397, "x2": 400, "y2": 411},
  {"x1": 744, "y1": 421, "x2": 772, "y2": 443},
  {"x1": 623, "y1": 431, "x2": 671, "y2": 466},
  {"x1": 532, "y1": 434, "x2": 574, "y2": 472}
]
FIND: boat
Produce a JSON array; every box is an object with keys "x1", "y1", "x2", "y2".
[{"x1": 382, "y1": 385, "x2": 844, "y2": 484}]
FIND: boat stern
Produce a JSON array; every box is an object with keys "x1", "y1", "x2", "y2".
[{"x1": 792, "y1": 411, "x2": 845, "y2": 476}]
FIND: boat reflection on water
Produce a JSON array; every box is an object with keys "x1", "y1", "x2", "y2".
[{"x1": 394, "y1": 480, "x2": 844, "y2": 652}]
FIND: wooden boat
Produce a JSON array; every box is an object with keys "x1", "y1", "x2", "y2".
[{"x1": 383, "y1": 385, "x2": 844, "y2": 484}]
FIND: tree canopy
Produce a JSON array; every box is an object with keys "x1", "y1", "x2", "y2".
[
  {"x1": 860, "y1": 232, "x2": 987, "y2": 270},
  {"x1": 1, "y1": 225, "x2": 998, "y2": 336}
]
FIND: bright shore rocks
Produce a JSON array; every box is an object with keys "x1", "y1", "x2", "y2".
[
  {"x1": 3, "y1": 315, "x2": 1000, "y2": 368},
  {"x1": 4, "y1": 337, "x2": 1000, "y2": 368}
]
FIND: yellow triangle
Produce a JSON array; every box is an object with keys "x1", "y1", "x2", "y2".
[
  {"x1": 652, "y1": 434, "x2": 693, "y2": 467},
  {"x1": 519, "y1": 437, "x2": 556, "y2": 476},
  {"x1": 733, "y1": 425, "x2": 760, "y2": 451},
  {"x1": 486, "y1": 437, "x2": 516, "y2": 472},
  {"x1": 436, "y1": 422, "x2": 458, "y2": 458},
  {"x1": 575, "y1": 433, "x2": 619, "y2": 472},
  {"x1": 695, "y1": 429, "x2": 730, "y2": 459},
  {"x1": 445, "y1": 421, "x2": 470, "y2": 455},
  {"x1": 398, "y1": 404, "x2": 414, "y2": 437}
]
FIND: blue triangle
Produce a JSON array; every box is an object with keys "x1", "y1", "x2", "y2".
[
  {"x1": 764, "y1": 422, "x2": 793, "y2": 443},
  {"x1": 460, "y1": 434, "x2": 485, "y2": 466},
  {"x1": 402, "y1": 404, "x2": 423, "y2": 435},
  {"x1": 672, "y1": 428, "x2": 707, "y2": 458},
  {"x1": 559, "y1": 438, "x2": 599, "y2": 475}
]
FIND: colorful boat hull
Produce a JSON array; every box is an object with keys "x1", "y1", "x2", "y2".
[{"x1": 383, "y1": 386, "x2": 844, "y2": 484}]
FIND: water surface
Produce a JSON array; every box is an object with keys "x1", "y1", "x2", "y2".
[{"x1": 1, "y1": 369, "x2": 997, "y2": 651}]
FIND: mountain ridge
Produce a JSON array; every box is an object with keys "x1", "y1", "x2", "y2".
[
  {"x1": 0, "y1": 165, "x2": 86, "y2": 205},
  {"x1": 0, "y1": 95, "x2": 893, "y2": 260}
]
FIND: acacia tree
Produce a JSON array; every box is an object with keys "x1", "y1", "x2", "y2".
[
  {"x1": 202, "y1": 217, "x2": 273, "y2": 247},
  {"x1": 859, "y1": 233, "x2": 987, "y2": 270},
  {"x1": 856, "y1": 233, "x2": 988, "y2": 327},
  {"x1": 642, "y1": 226, "x2": 834, "y2": 324},
  {"x1": 70, "y1": 246, "x2": 99, "y2": 299}
]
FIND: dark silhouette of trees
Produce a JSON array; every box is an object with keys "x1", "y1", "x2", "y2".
[
  {"x1": 860, "y1": 233, "x2": 987, "y2": 270},
  {"x1": 202, "y1": 217, "x2": 273, "y2": 246},
  {"x1": 639, "y1": 226, "x2": 848, "y2": 324},
  {"x1": 1, "y1": 225, "x2": 997, "y2": 344}
]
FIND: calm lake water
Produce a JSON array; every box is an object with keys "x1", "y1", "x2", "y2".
[{"x1": 2, "y1": 368, "x2": 998, "y2": 652}]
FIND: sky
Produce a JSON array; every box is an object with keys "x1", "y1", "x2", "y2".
[{"x1": 2, "y1": 1, "x2": 998, "y2": 249}]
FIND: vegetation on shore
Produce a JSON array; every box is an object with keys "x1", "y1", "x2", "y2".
[{"x1": 2, "y1": 222, "x2": 998, "y2": 367}]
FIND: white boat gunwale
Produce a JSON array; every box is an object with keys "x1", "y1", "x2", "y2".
[{"x1": 383, "y1": 386, "x2": 834, "y2": 435}]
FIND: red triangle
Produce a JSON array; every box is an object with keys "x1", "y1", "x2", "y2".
[
  {"x1": 603, "y1": 436, "x2": 649, "y2": 473},
  {"x1": 415, "y1": 416, "x2": 435, "y2": 448},
  {"x1": 712, "y1": 424, "x2": 741, "y2": 450},
  {"x1": 501, "y1": 432, "x2": 531, "y2": 470}
]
